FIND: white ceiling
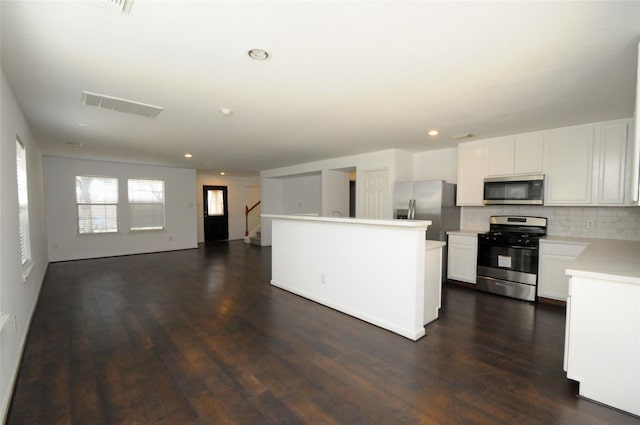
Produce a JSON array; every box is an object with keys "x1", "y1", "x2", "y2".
[{"x1": 2, "y1": 1, "x2": 639, "y2": 175}]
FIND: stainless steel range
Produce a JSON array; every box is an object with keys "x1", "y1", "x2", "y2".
[{"x1": 476, "y1": 216, "x2": 547, "y2": 302}]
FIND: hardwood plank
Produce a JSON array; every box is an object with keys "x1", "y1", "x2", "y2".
[{"x1": 7, "y1": 241, "x2": 640, "y2": 425}]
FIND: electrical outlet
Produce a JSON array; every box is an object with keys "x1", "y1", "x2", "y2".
[
  {"x1": 13, "y1": 314, "x2": 17, "y2": 331},
  {"x1": 321, "y1": 274, "x2": 326, "y2": 284},
  {"x1": 585, "y1": 219, "x2": 594, "y2": 229}
]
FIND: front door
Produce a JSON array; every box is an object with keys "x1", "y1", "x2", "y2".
[{"x1": 203, "y1": 185, "x2": 229, "y2": 241}]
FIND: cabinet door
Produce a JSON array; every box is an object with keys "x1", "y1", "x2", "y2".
[
  {"x1": 545, "y1": 125, "x2": 594, "y2": 205},
  {"x1": 456, "y1": 141, "x2": 486, "y2": 206},
  {"x1": 486, "y1": 137, "x2": 514, "y2": 176},
  {"x1": 538, "y1": 242, "x2": 586, "y2": 301},
  {"x1": 514, "y1": 132, "x2": 544, "y2": 174},
  {"x1": 447, "y1": 234, "x2": 477, "y2": 284},
  {"x1": 594, "y1": 121, "x2": 628, "y2": 205}
]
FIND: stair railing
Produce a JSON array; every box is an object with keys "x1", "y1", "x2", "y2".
[{"x1": 245, "y1": 200, "x2": 261, "y2": 237}]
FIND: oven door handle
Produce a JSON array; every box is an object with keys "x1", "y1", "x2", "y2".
[{"x1": 478, "y1": 242, "x2": 538, "y2": 250}]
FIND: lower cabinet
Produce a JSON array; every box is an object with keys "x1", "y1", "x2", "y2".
[
  {"x1": 538, "y1": 240, "x2": 587, "y2": 301},
  {"x1": 564, "y1": 273, "x2": 640, "y2": 416},
  {"x1": 447, "y1": 233, "x2": 478, "y2": 284}
]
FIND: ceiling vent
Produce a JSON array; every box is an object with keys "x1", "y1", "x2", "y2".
[
  {"x1": 82, "y1": 91, "x2": 163, "y2": 118},
  {"x1": 93, "y1": 0, "x2": 134, "y2": 14},
  {"x1": 450, "y1": 133, "x2": 474, "y2": 140}
]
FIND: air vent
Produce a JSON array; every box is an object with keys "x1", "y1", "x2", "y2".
[
  {"x1": 81, "y1": 91, "x2": 163, "y2": 118},
  {"x1": 93, "y1": 0, "x2": 134, "y2": 14},
  {"x1": 450, "y1": 133, "x2": 474, "y2": 140}
]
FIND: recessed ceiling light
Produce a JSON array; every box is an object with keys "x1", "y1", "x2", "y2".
[
  {"x1": 184, "y1": 153, "x2": 193, "y2": 158},
  {"x1": 248, "y1": 49, "x2": 269, "y2": 60},
  {"x1": 428, "y1": 130, "x2": 439, "y2": 136},
  {"x1": 220, "y1": 108, "x2": 232, "y2": 116},
  {"x1": 220, "y1": 172, "x2": 226, "y2": 176},
  {"x1": 77, "y1": 123, "x2": 88, "y2": 128}
]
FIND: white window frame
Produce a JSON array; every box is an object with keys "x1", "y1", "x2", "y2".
[
  {"x1": 76, "y1": 175, "x2": 119, "y2": 234},
  {"x1": 127, "y1": 178, "x2": 166, "y2": 231},
  {"x1": 16, "y1": 138, "x2": 32, "y2": 271}
]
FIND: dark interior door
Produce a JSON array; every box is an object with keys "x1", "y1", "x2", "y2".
[{"x1": 203, "y1": 185, "x2": 229, "y2": 241}]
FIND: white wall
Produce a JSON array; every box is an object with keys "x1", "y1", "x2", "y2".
[
  {"x1": 260, "y1": 149, "x2": 417, "y2": 245},
  {"x1": 413, "y1": 147, "x2": 458, "y2": 183},
  {"x1": 0, "y1": 70, "x2": 48, "y2": 422},
  {"x1": 195, "y1": 172, "x2": 260, "y2": 241},
  {"x1": 44, "y1": 157, "x2": 198, "y2": 261},
  {"x1": 282, "y1": 174, "x2": 322, "y2": 214},
  {"x1": 322, "y1": 169, "x2": 350, "y2": 217}
]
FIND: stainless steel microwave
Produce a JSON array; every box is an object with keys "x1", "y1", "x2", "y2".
[{"x1": 483, "y1": 174, "x2": 544, "y2": 205}]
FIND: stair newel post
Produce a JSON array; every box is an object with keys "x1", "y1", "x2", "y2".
[{"x1": 245, "y1": 205, "x2": 249, "y2": 237}]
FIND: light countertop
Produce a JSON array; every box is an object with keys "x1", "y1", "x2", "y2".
[
  {"x1": 426, "y1": 240, "x2": 446, "y2": 251},
  {"x1": 566, "y1": 239, "x2": 640, "y2": 284},
  {"x1": 262, "y1": 214, "x2": 432, "y2": 229},
  {"x1": 447, "y1": 229, "x2": 483, "y2": 236}
]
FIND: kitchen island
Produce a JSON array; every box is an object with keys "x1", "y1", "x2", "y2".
[
  {"x1": 564, "y1": 239, "x2": 640, "y2": 417},
  {"x1": 264, "y1": 214, "x2": 443, "y2": 340}
]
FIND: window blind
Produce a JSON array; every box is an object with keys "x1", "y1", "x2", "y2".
[
  {"x1": 76, "y1": 176, "x2": 118, "y2": 233},
  {"x1": 128, "y1": 179, "x2": 165, "y2": 230},
  {"x1": 16, "y1": 139, "x2": 31, "y2": 265}
]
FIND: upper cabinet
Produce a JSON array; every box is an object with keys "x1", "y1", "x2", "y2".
[
  {"x1": 594, "y1": 120, "x2": 628, "y2": 205},
  {"x1": 514, "y1": 133, "x2": 545, "y2": 174},
  {"x1": 544, "y1": 125, "x2": 595, "y2": 205},
  {"x1": 456, "y1": 140, "x2": 486, "y2": 206},
  {"x1": 456, "y1": 119, "x2": 631, "y2": 207},
  {"x1": 544, "y1": 120, "x2": 629, "y2": 206},
  {"x1": 486, "y1": 133, "x2": 544, "y2": 176}
]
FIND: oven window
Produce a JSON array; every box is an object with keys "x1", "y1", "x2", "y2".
[{"x1": 477, "y1": 239, "x2": 538, "y2": 273}]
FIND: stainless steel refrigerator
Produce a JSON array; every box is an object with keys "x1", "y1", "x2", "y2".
[{"x1": 394, "y1": 180, "x2": 460, "y2": 280}]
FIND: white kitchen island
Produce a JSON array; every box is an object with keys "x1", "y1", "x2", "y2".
[
  {"x1": 564, "y1": 240, "x2": 640, "y2": 417},
  {"x1": 264, "y1": 214, "x2": 444, "y2": 341}
]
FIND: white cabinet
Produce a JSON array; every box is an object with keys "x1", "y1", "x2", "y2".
[
  {"x1": 545, "y1": 120, "x2": 629, "y2": 206},
  {"x1": 514, "y1": 133, "x2": 545, "y2": 174},
  {"x1": 486, "y1": 137, "x2": 514, "y2": 176},
  {"x1": 447, "y1": 233, "x2": 477, "y2": 284},
  {"x1": 544, "y1": 125, "x2": 595, "y2": 205},
  {"x1": 538, "y1": 241, "x2": 587, "y2": 301},
  {"x1": 456, "y1": 141, "x2": 486, "y2": 206},
  {"x1": 564, "y1": 273, "x2": 640, "y2": 416},
  {"x1": 594, "y1": 120, "x2": 628, "y2": 205},
  {"x1": 486, "y1": 133, "x2": 544, "y2": 176}
]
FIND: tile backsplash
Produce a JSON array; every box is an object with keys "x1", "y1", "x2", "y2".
[{"x1": 461, "y1": 206, "x2": 640, "y2": 241}]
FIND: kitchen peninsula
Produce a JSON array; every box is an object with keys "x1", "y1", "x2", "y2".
[
  {"x1": 563, "y1": 239, "x2": 640, "y2": 417},
  {"x1": 264, "y1": 214, "x2": 444, "y2": 340}
]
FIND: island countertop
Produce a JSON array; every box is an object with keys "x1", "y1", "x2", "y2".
[
  {"x1": 262, "y1": 214, "x2": 432, "y2": 229},
  {"x1": 565, "y1": 239, "x2": 640, "y2": 284}
]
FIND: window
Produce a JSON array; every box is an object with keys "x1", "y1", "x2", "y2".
[
  {"x1": 207, "y1": 189, "x2": 224, "y2": 216},
  {"x1": 76, "y1": 176, "x2": 118, "y2": 234},
  {"x1": 128, "y1": 179, "x2": 165, "y2": 230},
  {"x1": 16, "y1": 139, "x2": 31, "y2": 265}
]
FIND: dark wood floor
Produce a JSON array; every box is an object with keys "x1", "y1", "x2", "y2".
[{"x1": 7, "y1": 241, "x2": 639, "y2": 425}]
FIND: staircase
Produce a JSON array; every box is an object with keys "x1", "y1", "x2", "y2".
[{"x1": 249, "y1": 230, "x2": 261, "y2": 246}]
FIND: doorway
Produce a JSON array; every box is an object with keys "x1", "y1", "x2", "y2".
[{"x1": 203, "y1": 185, "x2": 229, "y2": 241}]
